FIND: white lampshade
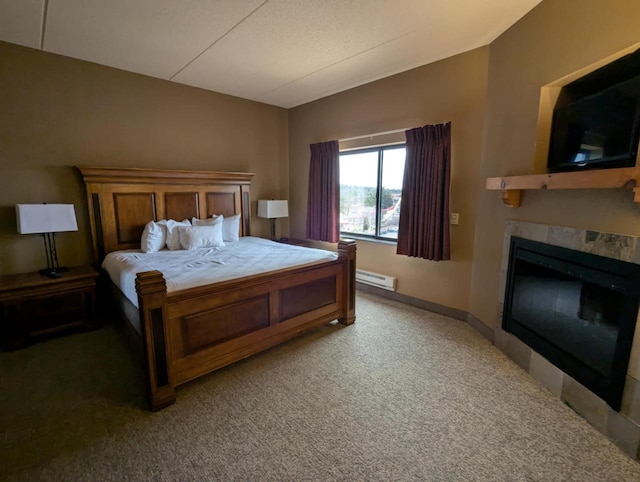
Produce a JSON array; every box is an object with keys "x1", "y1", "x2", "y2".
[
  {"x1": 257, "y1": 200, "x2": 289, "y2": 219},
  {"x1": 16, "y1": 204, "x2": 78, "y2": 234}
]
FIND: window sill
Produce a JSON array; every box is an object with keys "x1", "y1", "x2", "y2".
[{"x1": 341, "y1": 234, "x2": 397, "y2": 246}]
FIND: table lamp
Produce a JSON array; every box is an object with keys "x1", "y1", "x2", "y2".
[
  {"x1": 257, "y1": 200, "x2": 288, "y2": 241},
  {"x1": 16, "y1": 203, "x2": 78, "y2": 278}
]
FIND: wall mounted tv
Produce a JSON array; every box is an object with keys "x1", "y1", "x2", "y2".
[{"x1": 547, "y1": 50, "x2": 640, "y2": 172}]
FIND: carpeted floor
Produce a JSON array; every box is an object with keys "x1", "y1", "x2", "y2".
[{"x1": 2, "y1": 292, "x2": 640, "y2": 481}]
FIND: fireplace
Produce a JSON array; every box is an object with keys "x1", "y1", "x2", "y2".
[{"x1": 503, "y1": 236, "x2": 640, "y2": 410}]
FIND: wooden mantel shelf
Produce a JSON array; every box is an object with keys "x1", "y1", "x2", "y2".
[{"x1": 485, "y1": 167, "x2": 640, "y2": 207}]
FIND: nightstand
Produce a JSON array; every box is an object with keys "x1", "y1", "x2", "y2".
[{"x1": 0, "y1": 266, "x2": 99, "y2": 350}]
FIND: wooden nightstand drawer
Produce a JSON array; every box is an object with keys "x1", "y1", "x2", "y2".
[
  {"x1": 21, "y1": 290, "x2": 83, "y2": 317},
  {"x1": 0, "y1": 266, "x2": 99, "y2": 349}
]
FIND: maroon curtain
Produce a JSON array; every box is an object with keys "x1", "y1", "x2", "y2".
[
  {"x1": 306, "y1": 140, "x2": 340, "y2": 242},
  {"x1": 396, "y1": 122, "x2": 451, "y2": 261}
]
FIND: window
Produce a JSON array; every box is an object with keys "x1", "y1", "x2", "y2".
[{"x1": 339, "y1": 145, "x2": 406, "y2": 240}]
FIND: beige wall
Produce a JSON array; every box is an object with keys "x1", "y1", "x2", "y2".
[
  {"x1": 289, "y1": 48, "x2": 489, "y2": 312},
  {"x1": 5, "y1": 0, "x2": 636, "y2": 319},
  {"x1": 469, "y1": 0, "x2": 640, "y2": 326},
  {"x1": 0, "y1": 41, "x2": 289, "y2": 275}
]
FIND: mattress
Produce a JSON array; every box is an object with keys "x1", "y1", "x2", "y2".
[{"x1": 102, "y1": 236, "x2": 338, "y2": 311}]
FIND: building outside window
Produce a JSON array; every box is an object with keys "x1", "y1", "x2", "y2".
[{"x1": 339, "y1": 145, "x2": 406, "y2": 240}]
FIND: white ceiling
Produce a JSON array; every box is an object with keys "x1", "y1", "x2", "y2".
[{"x1": 0, "y1": 0, "x2": 542, "y2": 108}]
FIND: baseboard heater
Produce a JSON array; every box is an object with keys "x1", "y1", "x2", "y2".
[{"x1": 355, "y1": 269, "x2": 397, "y2": 292}]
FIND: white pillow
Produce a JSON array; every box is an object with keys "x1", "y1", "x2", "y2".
[
  {"x1": 141, "y1": 220, "x2": 167, "y2": 253},
  {"x1": 178, "y1": 223, "x2": 224, "y2": 250},
  {"x1": 212, "y1": 213, "x2": 241, "y2": 242},
  {"x1": 191, "y1": 217, "x2": 217, "y2": 226},
  {"x1": 165, "y1": 219, "x2": 191, "y2": 250}
]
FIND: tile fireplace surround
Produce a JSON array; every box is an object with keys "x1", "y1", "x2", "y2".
[{"x1": 494, "y1": 220, "x2": 640, "y2": 459}]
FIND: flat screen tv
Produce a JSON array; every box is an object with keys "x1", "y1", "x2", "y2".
[{"x1": 547, "y1": 75, "x2": 640, "y2": 172}]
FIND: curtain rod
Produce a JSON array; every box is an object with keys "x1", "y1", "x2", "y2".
[
  {"x1": 339, "y1": 127, "x2": 410, "y2": 143},
  {"x1": 338, "y1": 122, "x2": 450, "y2": 143}
]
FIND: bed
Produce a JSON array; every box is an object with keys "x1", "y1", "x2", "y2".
[{"x1": 77, "y1": 166, "x2": 356, "y2": 410}]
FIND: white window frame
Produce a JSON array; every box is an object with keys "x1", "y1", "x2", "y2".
[{"x1": 339, "y1": 144, "x2": 405, "y2": 241}]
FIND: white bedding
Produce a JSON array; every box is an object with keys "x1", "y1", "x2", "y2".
[{"x1": 102, "y1": 236, "x2": 338, "y2": 310}]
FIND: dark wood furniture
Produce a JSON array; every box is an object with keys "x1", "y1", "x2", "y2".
[
  {"x1": 77, "y1": 166, "x2": 356, "y2": 411},
  {"x1": 0, "y1": 266, "x2": 98, "y2": 350}
]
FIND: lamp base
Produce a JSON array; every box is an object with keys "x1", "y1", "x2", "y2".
[
  {"x1": 270, "y1": 219, "x2": 277, "y2": 241},
  {"x1": 39, "y1": 267, "x2": 68, "y2": 278}
]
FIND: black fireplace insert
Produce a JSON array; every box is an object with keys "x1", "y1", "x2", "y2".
[{"x1": 503, "y1": 236, "x2": 640, "y2": 410}]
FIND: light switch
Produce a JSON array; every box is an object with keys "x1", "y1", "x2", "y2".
[{"x1": 450, "y1": 212, "x2": 460, "y2": 225}]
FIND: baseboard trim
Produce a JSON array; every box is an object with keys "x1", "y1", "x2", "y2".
[
  {"x1": 466, "y1": 313, "x2": 494, "y2": 343},
  {"x1": 356, "y1": 282, "x2": 467, "y2": 322},
  {"x1": 356, "y1": 283, "x2": 496, "y2": 344}
]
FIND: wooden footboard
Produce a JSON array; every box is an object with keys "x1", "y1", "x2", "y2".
[{"x1": 136, "y1": 240, "x2": 356, "y2": 411}]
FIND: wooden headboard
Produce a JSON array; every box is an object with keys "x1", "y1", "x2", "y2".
[{"x1": 76, "y1": 166, "x2": 255, "y2": 263}]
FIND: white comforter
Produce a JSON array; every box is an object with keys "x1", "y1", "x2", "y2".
[{"x1": 102, "y1": 236, "x2": 338, "y2": 309}]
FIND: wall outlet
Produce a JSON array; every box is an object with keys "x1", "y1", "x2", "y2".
[{"x1": 450, "y1": 212, "x2": 460, "y2": 225}]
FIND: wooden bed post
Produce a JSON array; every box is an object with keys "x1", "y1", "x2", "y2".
[
  {"x1": 337, "y1": 239, "x2": 357, "y2": 325},
  {"x1": 135, "y1": 271, "x2": 176, "y2": 411}
]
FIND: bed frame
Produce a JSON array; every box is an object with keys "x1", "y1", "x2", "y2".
[{"x1": 77, "y1": 166, "x2": 356, "y2": 410}]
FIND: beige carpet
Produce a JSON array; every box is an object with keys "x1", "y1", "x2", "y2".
[{"x1": 2, "y1": 292, "x2": 640, "y2": 481}]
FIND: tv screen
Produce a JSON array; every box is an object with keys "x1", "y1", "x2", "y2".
[{"x1": 547, "y1": 76, "x2": 640, "y2": 172}]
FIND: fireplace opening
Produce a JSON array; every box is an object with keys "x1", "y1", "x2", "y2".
[{"x1": 503, "y1": 237, "x2": 640, "y2": 410}]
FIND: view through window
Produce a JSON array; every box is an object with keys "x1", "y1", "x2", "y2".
[{"x1": 339, "y1": 145, "x2": 406, "y2": 240}]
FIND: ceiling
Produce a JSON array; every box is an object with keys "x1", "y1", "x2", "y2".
[{"x1": 0, "y1": 0, "x2": 542, "y2": 108}]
